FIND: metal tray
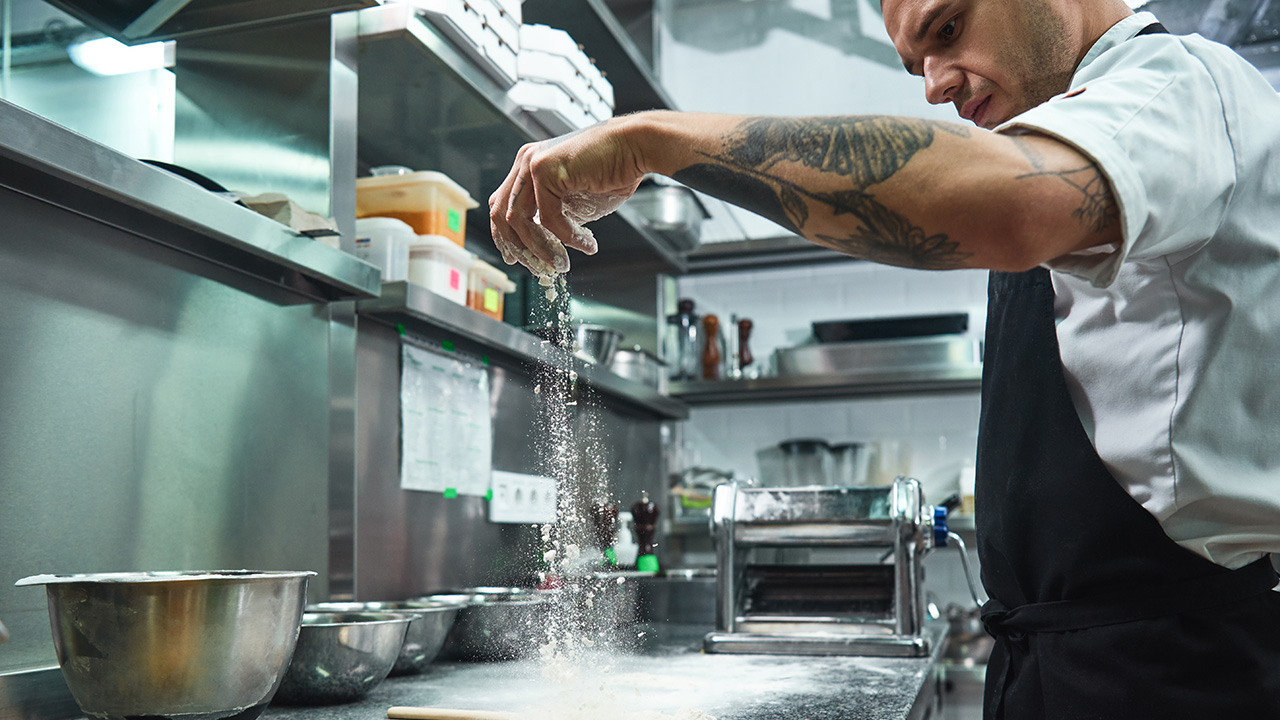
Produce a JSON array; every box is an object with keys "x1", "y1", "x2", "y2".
[{"x1": 776, "y1": 335, "x2": 982, "y2": 377}]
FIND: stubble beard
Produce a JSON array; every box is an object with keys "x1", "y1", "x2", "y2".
[{"x1": 1006, "y1": 0, "x2": 1078, "y2": 116}]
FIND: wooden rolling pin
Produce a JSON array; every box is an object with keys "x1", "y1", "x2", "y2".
[{"x1": 388, "y1": 707, "x2": 516, "y2": 720}]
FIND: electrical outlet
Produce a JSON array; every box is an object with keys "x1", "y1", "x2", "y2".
[{"x1": 489, "y1": 471, "x2": 557, "y2": 524}]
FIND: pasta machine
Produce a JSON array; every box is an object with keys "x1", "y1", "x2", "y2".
[{"x1": 704, "y1": 477, "x2": 964, "y2": 657}]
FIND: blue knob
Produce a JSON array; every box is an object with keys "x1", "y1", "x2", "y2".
[{"x1": 933, "y1": 506, "x2": 949, "y2": 547}]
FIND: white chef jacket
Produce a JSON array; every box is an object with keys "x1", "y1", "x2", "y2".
[{"x1": 995, "y1": 12, "x2": 1280, "y2": 569}]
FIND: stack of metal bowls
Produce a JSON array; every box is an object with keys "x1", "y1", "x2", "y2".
[
  {"x1": 14, "y1": 570, "x2": 314, "y2": 720},
  {"x1": 307, "y1": 599, "x2": 466, "y2": 675},
  {"x1": 420, "y1": 587, "x2": 554, "y2": 661},
  {"x1": 272, "y1": 612, "x2": 412, "y2": 705},
  {"x1": 573, "y1": 325, "x2": 624, "y2": 366}
]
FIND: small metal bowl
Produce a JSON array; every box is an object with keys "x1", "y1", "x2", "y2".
[
  {"x1": 14, "y1": 570, "x2": 314, "y2": 720},
  {"x1": 420, "y1": 588, "x2": 553, "y2": 661},
  {"x1": 272, "y1": 612, "x2": 412, "y2": 705},
  {"x1": 308, "y1": 600, "x2": 465, "y2": 675},
  {"x1": 574, "y1": 324, "x2": 623, "y2": 366}
]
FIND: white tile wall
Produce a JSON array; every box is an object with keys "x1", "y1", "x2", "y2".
[
  {"x1": 677, "y1": 262, "x2": 989, "y2": 372},
  {"x1": 675, "y1": 262, "x2": 988, "y2": 502}
]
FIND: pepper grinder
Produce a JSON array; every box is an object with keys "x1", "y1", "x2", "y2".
[
  {"x1": 701, "y1": 314, "x2": 721, "y2": 381},
  {"x1": 631, "y1": 491, "x2": 660, "y2": 573},
  {"x1": 739, "y1": 318, "x2": 754, "y2": 371},
  {"x1": 589, "y1": 500, "x2": 620, "y2": 567}
]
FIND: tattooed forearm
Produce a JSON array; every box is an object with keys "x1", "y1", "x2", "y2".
[
  {"x1": 721, "y1": 116, "x2": 970, "y2": 187},
  {"x1": 1012, "y1": 136, "x2": 1118, "y2": 234},
  {"x1": 1017, "y1": 165, "x2": 1118, "y2": 234},
  {"x1": 672, "y1": 115, "x2": 974, "y2": 269},
  {"x1": 816, "y1": 193, "x2": 972, "y2": 270},
  {"x1": 673, "y1": 163, "x2": 804, "y2": 234}
]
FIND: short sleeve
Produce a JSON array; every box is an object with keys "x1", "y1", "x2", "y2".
[{"x1": 996, "y1": 37, "x2": 1236, "y2": 288}]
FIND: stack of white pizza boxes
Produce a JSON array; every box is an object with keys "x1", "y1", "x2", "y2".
[
  {"x1": 471, "y1": 0, "x2": 521, "y2": 86},
  {"x1": 409, "y1": 0, "x2": 520, "y2": 87},
  {"x1": 509, "y1": 23, "x2": 615, "y2": 135}
]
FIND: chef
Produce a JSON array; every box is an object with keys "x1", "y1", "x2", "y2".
[{"x1": 488, "y1": 0, "x2": 1280, "y2": 716}]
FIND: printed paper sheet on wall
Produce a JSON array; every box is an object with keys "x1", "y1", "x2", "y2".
[{"x1": 400, "y1": 344, "x2": 492, "y2": 496}]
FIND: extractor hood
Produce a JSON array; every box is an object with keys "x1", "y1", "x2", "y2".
[{"x1": 42, "y1": 0, "x2": 378, "y2": 45}]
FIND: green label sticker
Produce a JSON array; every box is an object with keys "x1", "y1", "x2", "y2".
[
  {"x1": 444, "y1": 487, "x2": 458, "y2": 499},
  {"x1": 484, "y1": 489, "x2": 493, "y2": 501},
  {"x1": 447, "y1": 208, "x2": 461, "y2": 233},
  {"x1": 441, "y1": 340, "x2": 455, "y2": 352},
  {"x1": 484, "y1": 287, "x2": 500, "y2": 312}
]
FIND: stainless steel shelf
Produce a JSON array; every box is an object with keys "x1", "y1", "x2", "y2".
[
  {"x1": 523, "y1": 0, "x2": 676, "y2": 115},
  {"x1": 669, "y1": 365, "x2": 983, "y2": 405},
  {"x1": 358, "y1": 282, "x2": 690, "y2": 420},
  {"x1": 686, "y1": 236, "x2": 861, "y2": 273},
  {"x1": 355, "y1": 4, "x2": 687, "y2": 275},
  {"x1": 0, "y1": 100, "x2": 382, "y2": 305}
]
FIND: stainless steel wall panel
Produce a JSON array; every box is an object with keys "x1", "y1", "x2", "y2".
[
  {"x1": 0, "y1": 185, "x2": 331, "y2": 676},
  {"x1": 350, "y1": 320, "x2": 668, "y2": 601},
  {"x1": 173, "y1": 17, "x2": 334, "y2": 217}
]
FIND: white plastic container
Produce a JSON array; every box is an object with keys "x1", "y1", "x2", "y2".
[
  {"x1": 356, "y1": 166, "x2": 479, "y2": 247},
  {"x1": 490, "y1": 0, "x2": 522, "y2": 25},
  {"x1": 354, "y1": 217, "x2": 416, "y2": 282},
  {"x1": 509, "y1": 80, "x2": 593, "y2": 134},
  {"x1": 519, "y1": 23, "x2": 578, "y2": 58},
  {"x1": 518, "y1": 49, "x2": 593, "y2": 104},
  {"x1": 480, "y1": 27, "x2": 518, "y2": 86},
  {"x1": 475, "y1": 0, "x2": 520, "y2": 48},
  {"x1": 466, "y1": 258, "x2": 517, "y2": 320},
  {"x1": 411, "y1": 0, "x2": 516, "y2": 86},
  {"x1": 409, "y1": 234, "x2": 474, "y2": 305},
  {"x1": 411, "y1": 0, "x2": 486, "y2": 48}
]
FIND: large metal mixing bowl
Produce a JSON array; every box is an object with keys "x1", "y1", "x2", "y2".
[
  {"x1": 273, "y1": 612, "x2": 412, "y2": 705},
  {"x1": 14, "y1": 570, "x2": 314, "y2": 720},
  {"x1": 308, "y1": 599, "x2": 464, "y2": 675}
]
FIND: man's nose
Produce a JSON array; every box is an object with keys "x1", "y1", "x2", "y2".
[{"x1": 922, "y1": 56, "x2": 960, "y2": 105}]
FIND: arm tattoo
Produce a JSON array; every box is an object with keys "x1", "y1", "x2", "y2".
[
  {"x1": 671, "y1": 116, "x2": 975, "y2": 270},
  {"x1": 1012, "y1": 136, "x2": 1119, "y2": 234}
]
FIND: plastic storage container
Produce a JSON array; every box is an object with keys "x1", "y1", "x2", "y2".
[
  {"x1": 354, "y1": 217, "x2": 416, "y2": 282},
  {"x1": 756, "y1": 439, "x2": 834, "y2": 487},
  {"x1": 409, "y1": 235, "x2": 474, "y2": 305},
  {"x1": 466, "y1": 258, "x2": 516, "y2": 320},
  {"x1": 356, "y1": 166, "x2": 479, "y2": 247}
]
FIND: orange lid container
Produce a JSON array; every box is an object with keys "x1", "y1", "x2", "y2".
[{"x1": 356, "y1": 166, "x2": 479, "y2": 247}]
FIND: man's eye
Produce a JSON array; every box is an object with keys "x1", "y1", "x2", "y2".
[{"x1": 940, "y1": 18, "x2": 959, "y2": 40}]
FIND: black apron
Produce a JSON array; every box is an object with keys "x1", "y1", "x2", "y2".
[{"x1": 976, "y1": 265, "x2": 1280, "y2": 719}]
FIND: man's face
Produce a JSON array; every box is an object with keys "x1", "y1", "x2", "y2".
[{"x1": 882, "y1": 0, "x2": 1079, "y2": 129}]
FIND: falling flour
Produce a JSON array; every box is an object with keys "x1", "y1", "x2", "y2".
[{"x1": 510, "y1": 194, "x2": 718, "y2": 720}]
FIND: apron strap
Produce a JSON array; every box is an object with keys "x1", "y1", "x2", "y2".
[
  {"x1": 1135, "y1": 22, "x2": 1169, "y2": 36},
  {"x1": 982, "y1": 555, "x2": 1277, "y2": 637}
]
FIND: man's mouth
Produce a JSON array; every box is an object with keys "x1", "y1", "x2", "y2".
[{"x1": 961, "y1": 96, "x2": 992, "y2": 127}]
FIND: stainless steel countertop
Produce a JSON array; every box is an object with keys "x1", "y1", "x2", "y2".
[{"x1": 262, "y1": 623, "x2": 948, "y2": 720}]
